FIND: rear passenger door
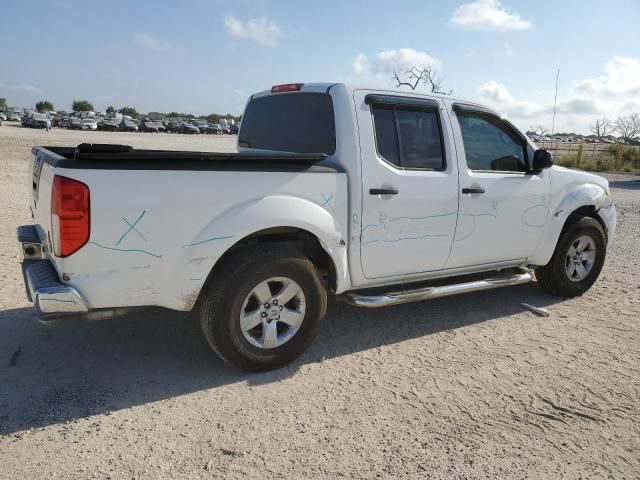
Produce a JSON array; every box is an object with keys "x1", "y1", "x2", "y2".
[{"x1": 355, "y1": 91, "x2": 459, "y2": 279}]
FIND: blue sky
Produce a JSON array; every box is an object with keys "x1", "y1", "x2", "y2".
[{"x1": 1, "y1": 0, "x2": 639, "y2": 133}]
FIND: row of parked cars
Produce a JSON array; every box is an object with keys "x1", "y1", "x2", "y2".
[
  {"x1": 1, "y1": 111, "x2": 238, "y2": 135},
  {"x1": 52, "y1": 115, "x2": 238, "y2": 134}
]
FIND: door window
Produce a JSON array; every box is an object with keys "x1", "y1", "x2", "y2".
[
  {"x1": 372, "y1": 105, "x2": 445, "y2": 170},
  {"x1": 457, "y1": 113, "x2": 526, "y2": 172}
]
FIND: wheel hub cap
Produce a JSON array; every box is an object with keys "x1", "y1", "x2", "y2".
[
  {"x1": 239, "y1": 277, "x2": 306, "y2": 349},
  {"x1": 565, "y1": 235, "x2": 596, "y2": 282}
]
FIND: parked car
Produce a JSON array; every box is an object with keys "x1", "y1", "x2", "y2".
[
  {"x1": 100, "y1": 118, "x2": 120, "y2": 131},
  {"x1": 153, "y1": 121, "x2": 166, "y2": 133},
  {"x1": 7, "y1": 112, "x2": 22, "y2": 121},
  {"x1": 178, "y1": 122, "x2": 200, "y2": 134},
  {"x1": 26, "y1": 113, "x2": 50, "y2": 129},
  {"x1": 119, "y1": 119, "x2": 138, "y2": 132},
  {"x1": 208, "y1": 123, "x2": 223, "y2": 134},
  {"x1": 140, "y1": 121, "x2": 159, "y2": 133},
  {"x1": 229, "y1": 124, "x2": 239, "y2": 135},
  {"x1": 81, "y1": 118, "x2": 98, "y2": 131},
  {"x1": 0, "y1": 112, "x2": 6, "y2": 121},
  {"x1": 221, "y1": 125, "x2": 231, "y2": 134},
  {"x1": 166, "y1": 120, "x2": 181, "y2": 133},
  {"x1": 68, "y1": 117, "x2": 82, "y2": 130},
  {"x1": 17, "y1": 82, "x2": 616, "y2": 372}
]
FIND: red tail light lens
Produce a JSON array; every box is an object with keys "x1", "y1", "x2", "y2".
[
  {"x1": 51, "y1": 175, "x2": 90, "y2": 257},
  {"x1": 271, "y1": 83, "x2": 303, "y2": 93}
]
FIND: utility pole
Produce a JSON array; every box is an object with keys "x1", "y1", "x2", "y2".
[{"x1": 551, "y1": 68, "x2": 559, "y2": 135}]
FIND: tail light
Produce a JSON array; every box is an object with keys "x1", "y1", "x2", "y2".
[
  {"x1": 271, "y1": 83, "x2": 303, "y2": 93},
  {"x1": 51, "y1": 175, "x2": 90, "y2": 257}
]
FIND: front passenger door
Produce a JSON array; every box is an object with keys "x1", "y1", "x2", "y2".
[{"x1": 445, "y1": 103, "x2": 550, "y2": 269}]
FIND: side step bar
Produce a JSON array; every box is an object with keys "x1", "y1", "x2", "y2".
[{"x1": 342, "y1": 269, "x2": 532, "y2": 308}]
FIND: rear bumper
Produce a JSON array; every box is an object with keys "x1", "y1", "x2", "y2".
[{"x1": 18, "y1": 225, "x2": 89, "y2": 321}]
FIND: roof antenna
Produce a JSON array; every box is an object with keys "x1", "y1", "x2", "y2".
[{"x1": 551, "y1": 68, "x2": 559, "y2": 135}]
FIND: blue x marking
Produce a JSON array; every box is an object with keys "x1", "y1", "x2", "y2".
[
  {"x1": 320, "y1": 193, "x2": 335, "y2": 213},
  {"x1": 116, "y1": 210, "x2": 147, "y2": 246}
]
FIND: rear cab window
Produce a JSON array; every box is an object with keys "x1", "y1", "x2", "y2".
[{"x1": 239, "y1": 93, "x2": 336, "y2": 155}]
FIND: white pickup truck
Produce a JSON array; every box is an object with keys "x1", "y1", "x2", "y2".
[{"x1": 18, "y1": 83, "x2": 616, "y2": 371}]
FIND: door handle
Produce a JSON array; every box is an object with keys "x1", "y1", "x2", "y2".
[
  {"x1": 462, "y1": 187, "x2": 485, "y2": 194},
  {"x1": 369, "y1": 188, "x2": 399, "y2": 195}
]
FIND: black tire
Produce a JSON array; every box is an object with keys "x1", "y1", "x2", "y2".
[
  {"x1": 200, "y1": 247, "x2": 327, "y2": 371},
  {"x1": 535, "y1": 216, "x2": 606, "y2": 297}
]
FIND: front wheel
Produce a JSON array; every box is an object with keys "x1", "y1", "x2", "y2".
[
  {"x1": 200, "y1": 247, "x2": 327, "y2": 371},
  {"x1": 535, "y1": 216, "x2": 606, "y2": 297}
]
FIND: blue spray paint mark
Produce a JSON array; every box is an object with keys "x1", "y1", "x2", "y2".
[
  {"x1": 352, "y1": 213, "x2": 360, "y2": 226},
  {"x1": 190, "y1": 278, "x2": 202, "y2": 281},
  {"x1": 522, "y1": 204, "x2": 548, "y2": 228},
  {"x1": 182, "y1": 235, "x2": 234, "y2": 248},
  {"x1": 361, "y1": 239, "x2": 379, "y2": 245},
  {"x1": 568, "y1": 191, "x2": 579, "y2": 201},
  {"x1": 383, "y1": 233, "x2": 448, "y2": 243},
  {"x1": 320, "y1": 193, "x2": 335, "y2": 213},
  {"x1": 378, "y1": 211, "x2": 387, "y2": 228},
  {"x1": 390, "y1": 212, "x2": 457, "y2": 222},
  {"x1": 455, "y1": 216, "x2": 476, "y2": 242},
  {"x1": 361, "y1": 224, "x2": 378, "y2": 232},
  {"x1": 90, "y1": 241, "x2": 162, "y2": 258},
  {"x1": 116, "y1": 210, "x2": 146, "y2": 246}
]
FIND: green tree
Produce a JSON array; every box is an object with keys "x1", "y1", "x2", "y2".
[
  {"x1": 167, "y1": 112, "x2": 181, "y2": 119},
  {"x1": 0, "y1": 98, "x2": 6, "y2": 110},
  {"x1": 118, "y1": 106, "x2": 138, "y2": 118},
  {"x1": 206, "y1": 113, "x2": 222, "y2": 124},
  {"x1": 72, "y1": 100, "x2": 94, "y2": 112},
  {"x1": 35, "y1": 100, "x2": 54, "y2": 113},
  {"x1": 106, "y1": 105, "x2": 116, "y2": 115}
]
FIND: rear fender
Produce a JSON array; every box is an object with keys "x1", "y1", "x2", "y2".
[{"x1": 174, "y1": 195, "x2": 349, "y2": 310}]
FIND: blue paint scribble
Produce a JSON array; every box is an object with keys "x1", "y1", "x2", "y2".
[
  {"x1": 320, "y1": 193, "x2": 335, "y2": 213},
  {"x1": 361, "y1": 239, "x2": 379, "y2": 245},
  {"x1": 378, "y1": 211, "x2": 387, "y2": 227},
  {"x1": 190, "y1": 278, "x2": 202, "y2": 281},
  {"x1": 116, "y1": 210, "x2": 146, "y2": 246},
  {"x1": 568, "y1": 191, "x2": 579, "y2": 201},
  {"x1": 390, "y1": 212, "x2": 457, "y2": 222},
  {"x1": 352, "y1": 213, "x2": 360, "y2": 225},
  {"x1": 522, "y1": 204, "x2": 548, "y2": 228},
  {"x1": 361, "y1": 224, "x2": 378, "y2": 232},
  {"x1": 182, "y1": 235, "x2": 234, "y2": 248},
  {"x1": 90, "y1": 241, "x2": 162, "y2": 258},
  {"x1": 383, "y1": 233, "x2": 448, "y2": 243},
  {"x1": 455, "y1": 216, "x2": 476, "y2": 242}
]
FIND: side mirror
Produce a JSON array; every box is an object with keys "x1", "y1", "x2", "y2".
[{"x1": 531, "y1": 149, "x2": 553, "y2": 171}]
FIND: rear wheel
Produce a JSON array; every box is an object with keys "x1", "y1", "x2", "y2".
[
  {"x1": 200, "y1": 247, "x2": 327, "y2": 371},
  {"x1": 535, "y1": 216, "x2": 606, "y2": 297}
]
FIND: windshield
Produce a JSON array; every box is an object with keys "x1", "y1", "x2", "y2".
[
  {"x1": 82, "y1": 118, "x2": 94, "y2": 123},
  {"x1": 239, "y1": 92, "x2": 336, "y2": 154},
  {"x1": 33, "y1": 114, "x2": 47, "y2": 121}
]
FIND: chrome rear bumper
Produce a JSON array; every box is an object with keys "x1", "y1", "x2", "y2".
[{"x1": 18, "y1": 225, "x2": 89, "y2": 321}]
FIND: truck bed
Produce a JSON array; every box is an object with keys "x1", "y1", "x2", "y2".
[{"x1": 35, "y1": 143, "x2": 334, "y2": 172}]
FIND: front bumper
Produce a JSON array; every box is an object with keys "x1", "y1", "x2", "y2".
[{"x1": 18, "y1": 225, "x2": 89, "y2": 321}]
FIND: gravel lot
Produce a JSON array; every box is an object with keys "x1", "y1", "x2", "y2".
[{"x1": 1, "y1": 124, "x2": 639, "y2": 479}]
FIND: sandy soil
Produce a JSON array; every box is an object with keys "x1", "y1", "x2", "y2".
[{"x1": 1, "y1": 124, "x2": 639, "y2": 479}]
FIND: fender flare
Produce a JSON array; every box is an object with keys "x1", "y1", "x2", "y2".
[
  {"x1": 528, "y1": 184, "x2": 615, "y2": 266},
  {"x1": 173, "y1": 195, "x2": 350, "y2": 310}
]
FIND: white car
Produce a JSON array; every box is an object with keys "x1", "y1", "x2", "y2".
[
  {"x1": 81, "y1": 118, "x2": 98, "y2": 130},
  {"x1": 0, "y1": 112, "x2": 7, "y2": 121},
  {"x1": 7, "y1": 112, "x2": 22, "y2": 121},
  {"x1": 18, "y1": 82, "x2": 616, "y2": 371}
]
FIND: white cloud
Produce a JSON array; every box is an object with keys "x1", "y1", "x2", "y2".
[
  {"x1": 0, "y1": 82, "x2": 43, "y2": 94},
  {"x1": 224, "y1": 14, "x2": 282, "y2": 47},
  {"x1": 450, "y1": 0, "x2": 532, "y2": 31},
  {"x1": 133, "y1": 33, "x2": 175, "y2": 54},
  {"x1": 352, "y1": 48, "x2": 441, "y2": 77},
  {"x1": 574, "y1": 56, "x2": 640, "y2": 97}
]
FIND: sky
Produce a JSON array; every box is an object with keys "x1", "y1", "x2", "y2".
[{"x1": 1, "y1": 0, "x2": 639, "y2": 134}]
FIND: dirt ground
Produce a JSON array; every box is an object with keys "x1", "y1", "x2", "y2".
[{"x1": 1, "y1": 124, "x2": 639, "y2": 479}]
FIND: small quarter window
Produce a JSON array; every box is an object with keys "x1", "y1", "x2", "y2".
[{"x1": 371, "y1": 104, "x2": 445, "y2": 170}]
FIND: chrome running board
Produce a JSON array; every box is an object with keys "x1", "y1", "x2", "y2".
[{"x1": 342, "y1": 269, "x2": 532, "y2": 308}]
